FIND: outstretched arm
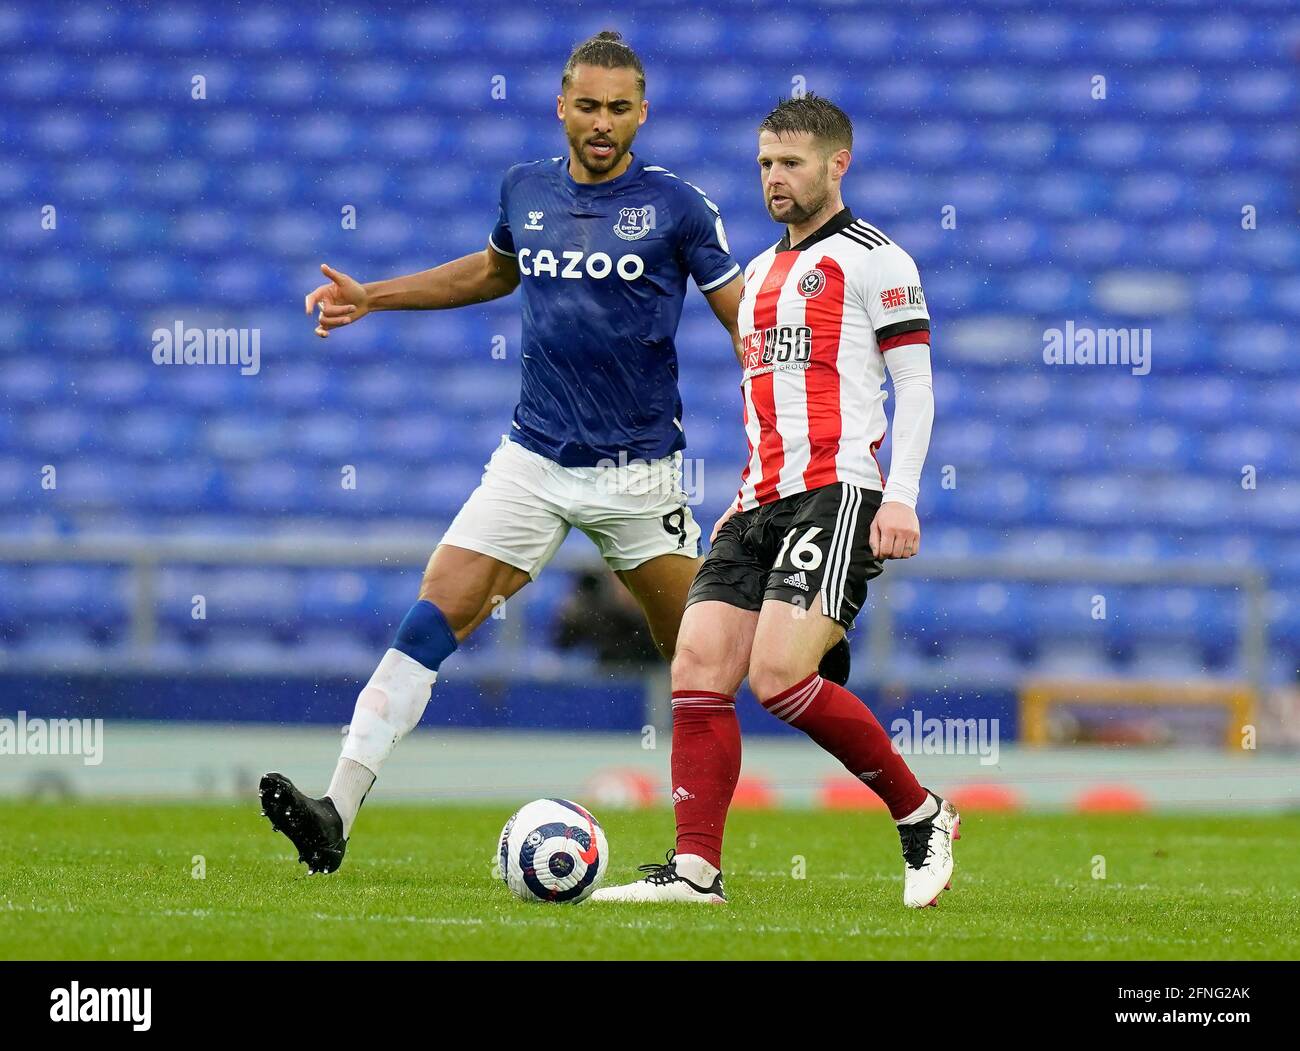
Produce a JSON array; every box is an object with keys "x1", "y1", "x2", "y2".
[{"x1": 306, "y1": 244, "x2": 520, "y2": 338}]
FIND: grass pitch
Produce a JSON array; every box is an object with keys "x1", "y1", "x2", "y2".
[{"x1": 1, "y1": 801, "x2": 1296, "y2": 960}]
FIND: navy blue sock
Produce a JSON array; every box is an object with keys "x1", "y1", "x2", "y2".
[{"x1": 392, "y1": 600, "x2": 458, "y2": 672}]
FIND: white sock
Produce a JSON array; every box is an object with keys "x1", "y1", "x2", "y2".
[
  {"x1": 896, "y1": 792, "x2": 939, "y2": 826},
  {"x1": 326, "y1": 758, "x2": 375, "y2": 838},
  {"x1": 330, "y1": 648, "x2": 438, "y2": 833}
]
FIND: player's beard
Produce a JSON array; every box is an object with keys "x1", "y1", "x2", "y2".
[
  {"x1": 767, "y1": 175, "x2": 832, "y2": 227},
  {"x1": 569, "y1": 130, "x2": 628, "y2": 176}
]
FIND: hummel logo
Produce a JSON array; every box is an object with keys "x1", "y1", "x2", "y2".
[
  {"x1": 783, "y1": 571, "x2": 810, "y2": 591},
  {"x1": 524, "y1": 210, "x2": 544, "y2": 231},
  {"x1": 671, "y1": 786, "x2": 695, "y2": 803}
]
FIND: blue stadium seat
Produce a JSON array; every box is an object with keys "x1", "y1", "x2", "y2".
[{"x1": 0, "y1": 2, "x2": 1293, "y2": 682}]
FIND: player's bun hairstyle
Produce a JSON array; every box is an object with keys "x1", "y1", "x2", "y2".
[
  {"x1": 759, "y1": 93, "x2": 853, "y2": 154},
  {"x1": 561, "y1": 30, "x2": 646, "y2": 94}
]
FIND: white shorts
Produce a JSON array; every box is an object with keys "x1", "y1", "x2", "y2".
[{"x1": 440, "y1": 439, "x2": 702, "y2": 577}]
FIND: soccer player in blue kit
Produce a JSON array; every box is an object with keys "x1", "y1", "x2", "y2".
[{"x1": 261, "y1": 32, "x2": 847, "y2": 874}]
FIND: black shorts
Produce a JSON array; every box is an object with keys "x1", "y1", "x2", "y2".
[{"x1": 686, "y1": 482, "x2": 885, "y2": 629}]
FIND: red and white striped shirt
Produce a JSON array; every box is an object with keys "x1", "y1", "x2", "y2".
[{"x1": 734, "y1": 209, "x2": 930, "y2": 512}]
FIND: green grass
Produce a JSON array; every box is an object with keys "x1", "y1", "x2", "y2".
[{"x1": 1, "y1": 801, "x2": 1296, "y2": 960}]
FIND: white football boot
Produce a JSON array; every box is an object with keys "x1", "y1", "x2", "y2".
[
  {"x1": 900, "y1": 790, "x2": 961, "y2": 908},
  {"x1": 590, "y1": 850, "x2": 726, "y2": 904}
]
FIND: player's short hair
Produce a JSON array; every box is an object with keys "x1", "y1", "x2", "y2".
[
  {"x1": 759, "y1": 94, "x2": 853, "y2": 155},
  {"x1": 561, "y1": 30, "x2": 646, "y2": 95}
]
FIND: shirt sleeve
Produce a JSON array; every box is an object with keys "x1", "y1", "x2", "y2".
[
  {"x1": 677, "y1": 183, "x2": 741, "y2": 293},
  {"x1": 863, "y1": 244, "x2": 930, "y2": 351},
  {"x1": 488, "y1": 171, "x2": 516, "y2": 258},
  {"x1": 881, "y1": 343, "x2": 934, "y2": 509}
]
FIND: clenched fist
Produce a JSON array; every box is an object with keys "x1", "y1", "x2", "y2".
[{"x1": 870, "y1": 501, "x2": 920, "y2": 559}]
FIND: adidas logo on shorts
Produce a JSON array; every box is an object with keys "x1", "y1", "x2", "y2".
[{"x1": 783, "y1": 570, "x2": 810, "y2": 591}]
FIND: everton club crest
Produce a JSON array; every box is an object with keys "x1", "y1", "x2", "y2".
[{"x1": 613, "y1": 205, "x2": 656, "y2": 241}]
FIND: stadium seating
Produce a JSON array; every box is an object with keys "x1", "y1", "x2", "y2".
[{"x1": 2, "y1": 1, "x2": 1297, "y2": 684}]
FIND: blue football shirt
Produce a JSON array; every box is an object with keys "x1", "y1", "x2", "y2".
[{"x1": 489, "y1": 153, "x2": 740, "y2": 467}]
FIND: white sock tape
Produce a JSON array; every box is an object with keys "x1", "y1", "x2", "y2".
[{"x1": 340, "y1": 648, "x2": 437, "y2": 773}]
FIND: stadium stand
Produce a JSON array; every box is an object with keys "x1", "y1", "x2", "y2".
[{"x1": 1, "y1": 1, "x2": 1296, "y2": 709}]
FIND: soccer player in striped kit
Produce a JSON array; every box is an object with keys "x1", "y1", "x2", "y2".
[{"x1": 593, "y1": 95, "x2": 959, "y2": 909}]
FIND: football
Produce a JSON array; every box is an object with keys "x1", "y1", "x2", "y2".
[{"x1": 497, "y1": 798, "x2": 609, "y2": 903}]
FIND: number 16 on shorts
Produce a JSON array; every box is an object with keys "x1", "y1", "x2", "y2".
[{"x1": 775, "y1": 526, "x2": 824, "y2": 572}]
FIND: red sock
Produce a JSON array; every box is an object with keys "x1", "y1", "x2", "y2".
[
  {"x1": 669, "y1": 690, "x2": 741, "y2": 869},
  {"x1": 760, "y1": 673, "x2": 927, "y2": 820}
]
